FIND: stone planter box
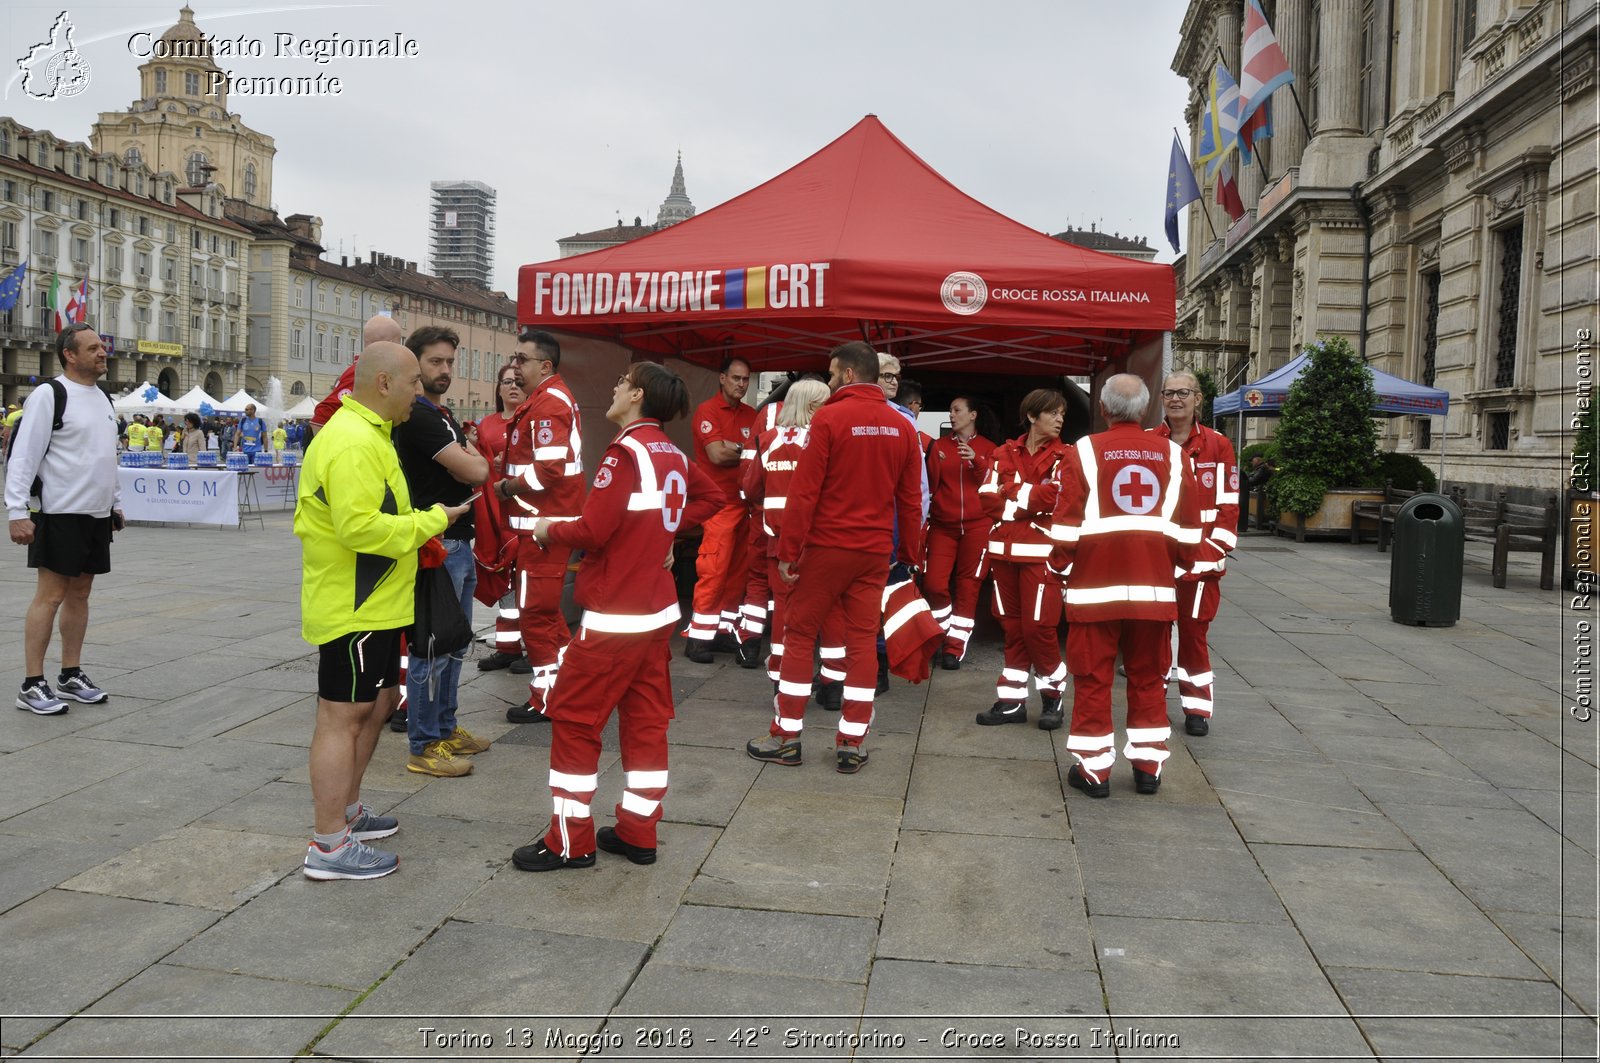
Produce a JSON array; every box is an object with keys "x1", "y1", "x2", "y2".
[{"x1": 1280, "y1": 488, "x2": 1386, "y2": 542}]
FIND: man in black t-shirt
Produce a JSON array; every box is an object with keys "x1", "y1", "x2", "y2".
[{"x1": 394, "y1": 326, "x2": 491, "y2": 777}]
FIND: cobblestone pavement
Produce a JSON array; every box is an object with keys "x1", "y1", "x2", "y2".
[{"x1": 0, "y1": 511, "x2": 1594, "y2": 1061}]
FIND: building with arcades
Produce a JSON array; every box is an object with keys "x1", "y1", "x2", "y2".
[{"x1": 1171, "y1": 0, "x2": 1597, "y2": 499}]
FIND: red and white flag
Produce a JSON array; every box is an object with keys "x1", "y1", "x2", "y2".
[
  {"x1": 63, "y1": 277, "x2": 89, "y2": 325},
  {"x1": 1216, "y1": 159, "x2": 1246, "y2": 222},
  {"x1": 1239, "y1": 0, "x2": 1295, "y2": 127}
]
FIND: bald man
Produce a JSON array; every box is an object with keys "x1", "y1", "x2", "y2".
[
  {"x1": 297, "y1": 341, "x2": 471, "y2": 879},
  {"x1": 309, "y1": 315, "x2": 406, "y2": 436}
]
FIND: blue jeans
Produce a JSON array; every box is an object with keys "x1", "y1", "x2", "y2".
[{"x1": 408, "y1": 537, "x2": 477, "y2": 754}]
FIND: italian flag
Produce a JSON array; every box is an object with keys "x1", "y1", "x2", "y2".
[{"x1": 48, "y1": 272, "x2": 65, "y2": 332}]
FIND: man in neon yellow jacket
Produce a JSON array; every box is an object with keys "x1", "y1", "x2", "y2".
[{"x1": 295, "y1": 341, "x2": 471, "y2": 881}]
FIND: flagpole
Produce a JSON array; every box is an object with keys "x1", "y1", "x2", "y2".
[
  {"x1": 1286, "y1": 83, "x2": 1313, "y2": 138},
  {"x1": 1175, "y1": 126, "x2": 1220, "y2": 242}
]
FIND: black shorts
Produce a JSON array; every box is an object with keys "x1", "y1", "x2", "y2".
[
  {"x1": 27, "y1": 513, "x2": 113, "y2": 578},
  {"x1": 317, "y1": 628, "x2": 404, "y2": 704}
]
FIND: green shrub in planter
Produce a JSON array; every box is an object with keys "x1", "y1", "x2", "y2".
[
  {"x1": 1371, "y1": 451, "x2": 1437, "y2": 493},
  {"x1": 1240, "y1": 441, "x2": 1279, "y2": 467},
  {"x1": 1270, "y1": 336, "x2": 1380, "y2": 516}
]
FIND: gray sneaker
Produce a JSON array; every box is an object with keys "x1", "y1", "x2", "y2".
[
  {"x1": 57, "y1": 672, "x2": 108, "y2": 704},
  {"x1": 302, "y1": 836, "x2": 399, "y2": 881},
  {"x1": 16, "y1": 681, "x2": 68, "y2": 716},
  {"x1": 746, "y1": 733, "x2": 801, "y2": 765},
  {"x1": 347, "y1": 805, "x2": 399, "y2": 841}
]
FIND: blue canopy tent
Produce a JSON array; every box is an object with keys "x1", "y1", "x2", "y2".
[{"x1": 1213, "y1": 352, "x2": 1451, "y2": 478}]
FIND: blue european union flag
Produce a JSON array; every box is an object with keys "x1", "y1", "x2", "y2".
[
  {"x1": 0, "y1": 261, "x2": 25, "y2": 313},
  {"x1": 1165, "y1": 136, "x2": 1202, "y2": 254}
]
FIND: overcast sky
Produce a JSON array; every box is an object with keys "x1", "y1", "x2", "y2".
[{"x1": 4, "y1": 0, "x2": 1194, "y2": 292}]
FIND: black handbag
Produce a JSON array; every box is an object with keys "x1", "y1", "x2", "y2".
[{"x1": 411, "y1": 564, "x2": 472, "y2": 662}]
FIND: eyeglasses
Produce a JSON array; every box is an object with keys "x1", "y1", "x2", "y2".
[
  {"x1": 880, "y1": 372, "x2": 900, "y2": 382},
  {"x1": 617, "y1": 374, "x2": 639, "y2": 389},
  {"x1": 1161, "y1": 388, "x2": 1197, "y2": 399},
  {"x1": 498, "y1": 378, "x2": 520, "y2": 387}
]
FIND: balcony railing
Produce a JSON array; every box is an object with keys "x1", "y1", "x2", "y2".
[{"x1": 0, "y1": 322, "x2": 55, "y2": 347}]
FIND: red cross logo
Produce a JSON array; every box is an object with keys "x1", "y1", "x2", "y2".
[
  {"x1": 1111, "y1": 465, "x2": 1160, "y2": 515},
  {"x1": 662, "y1": 470, "x2": 688, "y2": 532},
  {"x1": 952, "y1": 282, "x2": 976, "y2": 305}
]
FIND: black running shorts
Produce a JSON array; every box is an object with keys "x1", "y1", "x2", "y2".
[
  {"x1": 317, "y1": 627, "x2": 404, "y2": 704},
  {"x1": 27, "y1": 513, "x2": 113, "y2": 578}
]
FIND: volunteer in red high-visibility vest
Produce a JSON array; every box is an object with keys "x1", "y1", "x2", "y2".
[
  {"x1": 683, "y1": 356, "x2": 756, "y2": 662},
  {"x1": 1047, "y1": 374, "x2": 1203, "y2": 799},
  {"x1": 730, "y1": 394, "x2": 784, "y2": 669},
  {"x1": 975, "y1": 389, "x2": 1071, "y2": 731},
  {"x1": 495, "y1": 330, "x2": 584, "y2": 724},
  {"x1": 1152, "y1": 371, "x2": 1239, "y2": 738},
  {"x1": 511, "y1": 363, "x2": 722, "y2": 872},
  {"x1": 739, "y1": 379, "x2": 839, "y2": 690},
  {"x1": 746, "y1": 342, "x2": 923, "y2": 775},
  {"x1": 309, "y1": 315, "x2": 403, "y2": 436},
  {"x1": 924, "y1": 395, "x2": 998, "y2": 669},
  {"x1": 472, "y1": 363, "x2": 528, "y2": 673}
]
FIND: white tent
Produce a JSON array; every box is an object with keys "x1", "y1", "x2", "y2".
[
  {"x1": 167, "y1": 385, "x2": 224, "y2": 414},
  {"x1": 214, "y1": 388, "x2": 262, "y2": 414},
  {"x1": 282, "y1": 396, "x2": 318, "y2": 419},
  {"x1": 112, "y1": 382, "x2": 186, "y2": 416}
]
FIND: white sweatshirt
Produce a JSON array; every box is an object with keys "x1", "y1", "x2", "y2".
[{"x1": 4, "y1": 375, "x2": 121, "y2": 520}]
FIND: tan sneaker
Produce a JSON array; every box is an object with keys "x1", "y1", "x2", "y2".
[
  {"x1": 440, "y1": 727, "x2": 490, "y2": 755},
  {"x1": 407, "y1": 741, "x2": 474, "y2": 777}
]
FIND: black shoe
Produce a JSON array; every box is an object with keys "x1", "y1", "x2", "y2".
[
  {"x1": 709, "y1": 631, "x2": 739, "y2": 654},
  {"x1": 388, "y1": 707, "x2": 407, "y2": 733},
  {"x1": 505, "y1": 699, "x2": 549, "y2": 724},
  {"x1": 597, "y1": 826, "x2": 657, "y2": 865},
  {"x1": 684, "y1": 639, "x2": 715, "y2": 664},
  {"x1": 1037, "y1": 694, "x2": 1064, "y2": 731},
  {"x1": 975, "y1": 700, "x2": 1027, "y2": 726},
  {"x1": 512, "y1": 839, "x2": 595, "y2": 872},
  {"x1": 1185, "y1": 714, "x2": 1210, "y2": 737},
  {"x1": 736, "y1": 638, "x2": 764, "y2": 670},
  {"x1": 477, "y1": 650, "x2": 518, "y2": 672},
  {"x1": 835, "y1": 746, "x2": 869, "y2": 774},
  {"x1": 939, "y1": 652, "x2": 962, "y2": 671},
  {"x1": 1067, "y1": 764, "x2": 1110, "y2": 799},
  {"x1": 814, "y1": 682, "x2": 842, "y2": 712},
  {"x1": 876, "y1": 654, "x2": 890, "y2": 694},
  {"x1": 508, "y1": 656, "x2": 533, "y2": 675},
  {"x1": 1133, "y1": 769, "x2": 1161, "y2": 795}
]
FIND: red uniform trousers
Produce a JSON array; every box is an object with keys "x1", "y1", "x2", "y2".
[
  {"x1": 771, "y1": 547, "x2": 885, "y2": 747},
  {"x1": 1065, "y1": 619, "x2": 1172, "y2": 782},
  {"x1": 516, "y1": 536, "x2": 572, "y2": 709},
  {"x1": 543, "y1": 626, "x2": 674, "y2": 857},
  {"x1": 988, "y1": 559, "x2": 1067, "y2": 703},
  {"x1": 1160, "y1": 578, "x2": 1221, "y2": 720},
  {"x1": 738, "y1": 514, "x2": 771, "y2": 645},
  {"x1": 494, "y1": 568, "x2": 523, "y2": 654},
  {"x1": 686, "y1": 502, "x2": 750, "y2": 642},
  {"x1": 924, "y1": 522, "x2": 987, "y2": 660},
  {"x1": 765, "y1": 557, "x2": 846, "y2": 684}
]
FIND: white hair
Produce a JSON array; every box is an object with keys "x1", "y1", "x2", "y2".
[
  {"x1": 877, "y1": 352, "x2": 901, "y2": 374},
  {"x1": 1099, "y1": 374, "x2": 1150, "y2": 424}
]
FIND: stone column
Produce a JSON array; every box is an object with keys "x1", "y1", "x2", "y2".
[
  {"x1": 1271, "y1": 0, "x2": 1311, "y2": 180},
  {"x1": 1298, "y1": 0, "x2": 1369, "y2": 186}
]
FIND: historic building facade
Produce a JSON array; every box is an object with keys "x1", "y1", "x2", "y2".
[
  {"x1": 1172, "y1": 0, "x2": 1597, "y2": 496},
  {"x1": 558, "y1": 154, "x2": 698, "y2": 257}
]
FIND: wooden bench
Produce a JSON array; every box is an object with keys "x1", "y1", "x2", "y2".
[
  {"x1": 1350, "y1": 480, "x2": 1427, "y2": 551},
  {"x1": 1451, "y1": 489, "x2": 1560, "y2": 590}
]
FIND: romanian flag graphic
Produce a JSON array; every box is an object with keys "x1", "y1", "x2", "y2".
[{"x1": 723, "y1": 266, "x2": 767, "y2": 310}]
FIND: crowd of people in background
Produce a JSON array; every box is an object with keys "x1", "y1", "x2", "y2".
[{"x1": 4, "y1": 318, "x2": 1237, "y2": 884}]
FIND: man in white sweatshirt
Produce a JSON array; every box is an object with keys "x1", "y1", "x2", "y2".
[{"x1": 4, "y1": 324, "x2": 122, "y2": 715}]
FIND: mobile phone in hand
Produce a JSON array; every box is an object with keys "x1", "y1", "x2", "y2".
[{"x1": 463, "y1": 491, "x2": 483, "y2": 505}]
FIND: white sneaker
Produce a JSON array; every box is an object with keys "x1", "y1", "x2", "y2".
[
  {"x1": 17, "y1": 681, "x2": 69, "y2": 716},
  {"x1": 57, "y1": 672, "x2": 109, "y2": 704}
]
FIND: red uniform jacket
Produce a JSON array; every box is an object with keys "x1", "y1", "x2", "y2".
[
  {"x1": 777, "y1": 383, "x2": 924, "y2": 567},
  {"x1": 1154, "y1": 421, "x2": 1239, "y2": 579},
  {"x1": 548, "y1": 419, "x2": 723, "y2": 634},
  {"x1": 927, "y1": 433, "x2": 997, "y2": 530},
  {"x1": 694, "y1": 393, "x2": 757, "y2": 501},
  {"x1": 1047, "y1": 422, "x2": 1204, "y2": 622},
  {"x1": 503, "y1": 373, "x2": 584, "y2": 533},
  {"x1": 979, "y1": 434, "x2": 1070, "y2": 562},
  {"x1": 311, "y1": 363, "x2": 358, "y2": 429},
  {"x1": 470, "y1": 411, "x2": 513, "y2": 604},
  {"x1": 738, "y1": 401, "x2": 783, "y2": 503},
  {"x1": 742, "y1": 425, "x2": 810, "y2": 550}
]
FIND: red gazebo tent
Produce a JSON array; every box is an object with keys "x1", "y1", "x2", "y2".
[{"x1": 517, "y1": 116, "x2": 1174, "y2": 378}]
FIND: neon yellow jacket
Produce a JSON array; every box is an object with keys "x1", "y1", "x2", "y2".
[
  {"x1": 126, "y1": 422, "x2": 146, "y2": 450},
  {"x1": 295, "y1": 395, "x2": 448, "y2": 645}
]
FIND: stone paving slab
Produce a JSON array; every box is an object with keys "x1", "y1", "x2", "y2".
[
  {"x1": 1199, "y1": 757, "x2": 1417, "y2": 850},
  {"x1": 194, "y1": 781, "x2": 410, "y2": 840},
  {"x1": 58, "y1": 825, "x2": 293, "y2": 911},
  {"x1": 1251, "y1": 844, "x2": 1545, "y2": 979},
  {"x1": 1309, "y1": 733, "x2": 1522, "y2": 809},
  {"x1": 878, "y1": 830, "x2": 1091, "y2": 970},
  {"x1": 0, "y1": 736, "x2": 159, "y2": 820},
  {"x1": 902, "y1": 754, "x2": 1070, "y2": 839},
  {"x1": 313, "y1": 920, "x2": 649, "y2": 1061},
  {"x1": 21, "y1": 961, "x2": 349, "y2": 1062},
  {"x1": 749, "y1": 729, "x2": 916, "y2": 802},
  {"x1": 0, "y1": 833, "x2": 126, "y2": 917},
  {"x1": 0, "y1": 890, "x2": 219, "y2": 1048},
  {"x1": 653, "y1": 905, "x2": 877, "y2": 984},
  {"x1": 70, "y1": 681, "x2": 307, "y2": 748}
]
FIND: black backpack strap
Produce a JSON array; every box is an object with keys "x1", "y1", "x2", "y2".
[{"x1": 47, "y1": 379, "x2": 67, "y2": 431}]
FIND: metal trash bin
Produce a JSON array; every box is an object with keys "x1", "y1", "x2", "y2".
[{"x1": 1390, "y1": 493, "x2": 1464, "y2": 627}]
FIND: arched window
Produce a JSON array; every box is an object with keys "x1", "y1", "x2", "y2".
[
  {"x1": 243, "y1": 163, "x2": 257, "y2": 201},
  {"x1": 290, "y1": 381, "x2": 306, "y2": 396},
  {"x1": 185, "y1": 151, "x2": 208, "y2": 187},
  {"x1": 154, "y1": 70, "x2": 167, "y2": 94},
  {"x1": 124, "y1": 146, "x2": 142, "y2": 167}
]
